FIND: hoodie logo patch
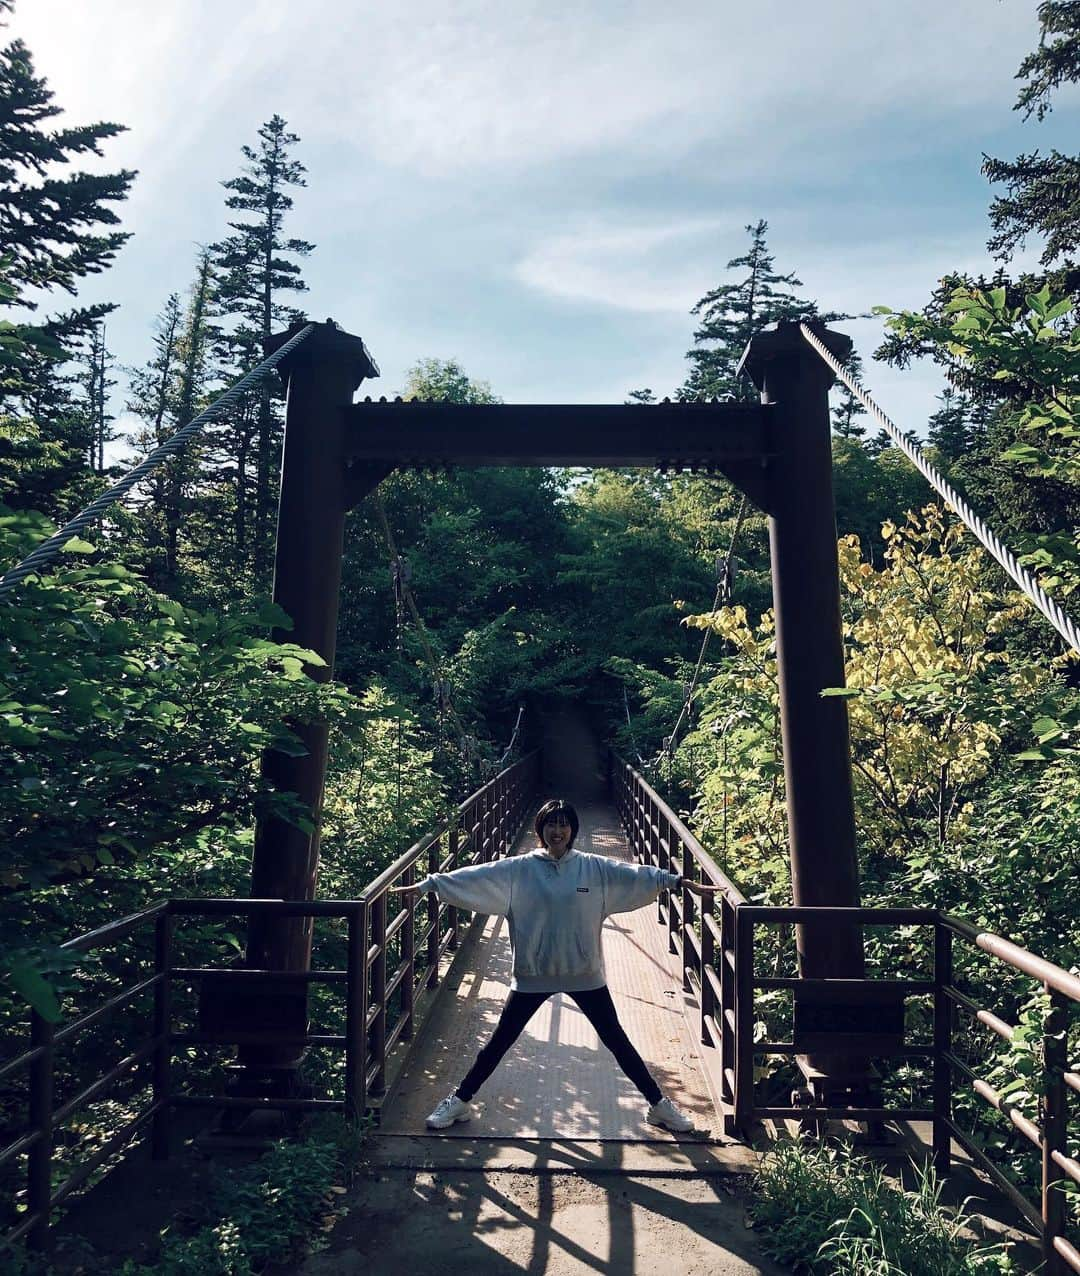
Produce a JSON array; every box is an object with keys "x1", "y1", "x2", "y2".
[{"x1": 576, "y1": 886, "x2": 589, "y2": 893}]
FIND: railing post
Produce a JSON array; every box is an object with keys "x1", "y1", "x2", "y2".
[
  {"x1": 401, "y1": 861, "x2": 415, "y2": 1041},
  {"x1": 447, "y1": 823, "x2": 460, "y2": 951},
  {"x1": 681, "y1": 840, "x2": 694, "y2": 991},
  {"x1": 933, "y1": 920, "x2": 952, "y2": 1177},
  {"x1": 27, "y1": 1010, "x2": 54, "y2": 1250},
  {"x1": 426, "y1": 836, "x2": 439, "y2": 988},
  {"x1": 151, "y1": 909, "x2": 173, "y2": 1160},
  {"x1": 1043, "y1": 988, "x2": 1069, "y2": 1275},
  {"x1": 370, "y1": 893, "x2": 387, "y2": 1095},
  {"x1": 701, "y1": 882, "x2": 716, "y2": 1048},
  {"x1": 720, "y1": 895, "x2": 737, "y2": 1136},
  {"x1": 345, "y1": 903, "x2": 368, "y2": 1124},
  {"x1": 734, "y1": 905, "x2": 754, "y2": 1136}
]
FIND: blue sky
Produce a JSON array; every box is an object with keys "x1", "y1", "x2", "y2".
[{"x1": 11, "y1": 0, "x2": 1080, "y2": 446}]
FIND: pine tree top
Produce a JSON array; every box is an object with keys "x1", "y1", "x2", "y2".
[
  {"x1": 1014, "y1": 1, "x2": 1080, "y2": 121},
  {"x1": 0, "y1": 34, "x2": 135, "y2": 297}
]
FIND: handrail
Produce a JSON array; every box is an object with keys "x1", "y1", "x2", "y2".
[
  {"x1": 4, "y1": 749, "x2": 542, "y2": 1253},
  {"x1": 10, "y1": 747, "x2": 1077, "y2": 1266},
  {"x1": 618, "y1": 755, "x2": 747, "y2": 902},
  {"x1": 613, "y1": 751, "x2": 1079, "y2": 1275},
  {"x1": 359, "y1": 750, "x2": 540, "y2": 903},
  {"x1": 942, "y1": 913, "x2": 1080, "y2": 1002}
]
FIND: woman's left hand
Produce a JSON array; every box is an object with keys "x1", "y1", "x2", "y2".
[{"x1": 680, "y1": 879, "x2": 727, "y2": 896}]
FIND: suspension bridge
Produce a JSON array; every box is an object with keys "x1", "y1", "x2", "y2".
[{"x1": 1, "y1": 319, "x2": 1077, "y2": 1273}]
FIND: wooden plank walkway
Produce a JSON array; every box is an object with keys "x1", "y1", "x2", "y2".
[{"x1": 381, "y1": 799, "x2": 727, "y2": 1143}]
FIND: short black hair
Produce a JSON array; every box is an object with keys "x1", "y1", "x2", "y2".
[{"x1": 534, "y1": 798, "x2": 579, "y2": 848}]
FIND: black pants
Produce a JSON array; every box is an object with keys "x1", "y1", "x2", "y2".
[{"x1": 455, "y1": 985, "x2": 662, "y2": 1105}]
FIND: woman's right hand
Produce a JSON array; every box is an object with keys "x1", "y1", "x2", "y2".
[{"x1": 388, "y1": 884, "x2": 422, "y2": 896}]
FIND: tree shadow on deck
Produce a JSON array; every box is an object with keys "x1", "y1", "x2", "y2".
[{"x1": 290, "y1": 1146, "x2": 782, "y2": 1276}]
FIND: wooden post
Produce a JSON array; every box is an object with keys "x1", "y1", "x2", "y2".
[
  {"x1": 243, "y1": 322, "x2": 380, "y2": 1067},
  {"x1": 737, "y1": 322, "x2": 864, "y2": 988},
  {"x1": 447, "y1": 823, "x2": 460, "y2": 951},
  {"x1": 700, "y1": 884, "x2": 715, "y2": 1048},
  {"x1": 681, "y1": 841, "x2": 694, "y2": 993}
]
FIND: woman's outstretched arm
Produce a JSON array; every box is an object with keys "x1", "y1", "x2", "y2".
[
  {"x1": 389, "y1": 856, "x2": 515, "y2": 916},
  {"x1": 598, "y1": 858, "x2": 727, "y2": 915}
]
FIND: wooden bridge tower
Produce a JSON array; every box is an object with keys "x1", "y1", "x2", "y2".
[{"x1": 239, "y1": 317, "x2": 865, "y2": 1096}]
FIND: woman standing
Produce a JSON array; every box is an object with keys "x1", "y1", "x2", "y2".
[{"x1": 391, "y1": 798, "x2": 723, "y2": 1133}]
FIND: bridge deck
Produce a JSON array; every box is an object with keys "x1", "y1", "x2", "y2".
[{"x1": 382, "y1": 799, "x2": 724, "y2": 1141}]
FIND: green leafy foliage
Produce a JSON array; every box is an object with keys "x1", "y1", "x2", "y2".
[
  {"x1": 750, "y1": 1138, "x2": 1016, "y2": 1274},
  {"x1": 117, "y1": 1126, "x2": 349, "y2": 1275},
  {"x1": 0, "y1": 510, "x2": 345, "y2": 899}
]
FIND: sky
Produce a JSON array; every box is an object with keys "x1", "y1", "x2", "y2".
[{"x1": 9, "y1": 0, "x2": 1080, "y2": 451}]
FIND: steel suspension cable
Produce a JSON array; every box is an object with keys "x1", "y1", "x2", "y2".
[
  {"x1": 496, "y1": 703, "x2": 526, "y2": 770},
  {"x1": 370, "y1": 488, "x2": 472, "y2": 749},
  {"x1": 799, "y1": 322, "x2": 1080, "y2": 657},
  {"x1": 622, "y1": 685, "x2": 650, "y2": 770},
  {"x1": 0, "y1": 323, "x2": 316, "y2": 601},
  {"x1": 665, "y1": 492, "x2": 749, "y2": 755}
]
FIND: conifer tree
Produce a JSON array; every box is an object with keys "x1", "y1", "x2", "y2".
[
  {"x1": 678, "y1": 220, "x2": 826, "y2": 403},
  {"x1": 124, "y1": 253, "x2": 216, "y2": 594},
  {"x1": 0, "y1": 4, "x2": 133, "y2": 330},
  {"x1": 926, "y1": 387, "x2": 973, "y2": 461},
  {"x1": 0, "y1": 0, "x2": 134, "y2": 507},
  {"x1": 983, "y1": 2, "x2": 1080, "y2": 270},
  {"x1": 210, "y1": 115, "x2": 313, "y2": 590},
  {"x1": 165, "y1": 249, "x2": 215, "y2": 589},
  {"x1": 831, "y1": 348, "x2": 867, "y2": 438},
  {"x1": 127, "y1": 293, "x2": 183, "y2": 444},
  {"x1": 125, "y1": 292, "x2": 183, "y2": 581},
  {"x1": 84, "y1": 322, "x2": 115, "y2": 473}
]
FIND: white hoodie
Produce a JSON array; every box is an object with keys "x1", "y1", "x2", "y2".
[{"x1": 415, "y1": 848, "x2": 680, "y2": 993}]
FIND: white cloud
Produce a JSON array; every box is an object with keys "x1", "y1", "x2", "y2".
[
  {"x1": 513, "y1": 217, "x2": 743, "y2": 313},
  {"x1": 7, "y1": 0, "x2": 1077, "y2": 426},
  {"x1": 12, "y1": 0, "x2": 1055, "y2": 183}
]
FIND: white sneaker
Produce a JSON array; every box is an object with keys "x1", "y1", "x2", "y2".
[
  {"x1": 646, "y1": 1096, "x2": 695, "y2": 1133},
  {"x1": 425, "y1": 1092, "x2": 472, "y2": 1129}
]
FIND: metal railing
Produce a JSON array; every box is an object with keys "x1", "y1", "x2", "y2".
[
  {"x1": 612, "y1": 749, "x2": 747, "y2": 1132},
  {"x1": 0, "y1": 902, "x2": 172, "y2": 1248},
  {"x1": 613, "y1": 753, "x2": 1080, "y2": 1275},
  {"x1": 1, "y1": 750, "x2": 539, "y2": 1250},
  {"x1": 350, "y1": 748, "x2": 538, "y2": 1104}
]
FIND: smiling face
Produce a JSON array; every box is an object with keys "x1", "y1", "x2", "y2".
[{"x1": 541, "y1": 811, "x2": 573, "y2": 854}]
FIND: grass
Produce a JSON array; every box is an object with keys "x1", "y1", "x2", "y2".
[{"x1": 749, "y1": 1137, "x2": 1020, "y2": 1275}]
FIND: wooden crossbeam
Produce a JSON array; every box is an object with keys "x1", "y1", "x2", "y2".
[{"x1": 344, "y1": 401, "x2": 772, "y2": 468}]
